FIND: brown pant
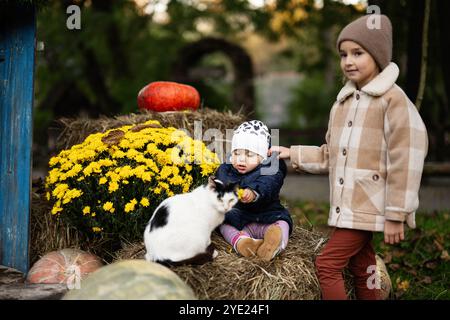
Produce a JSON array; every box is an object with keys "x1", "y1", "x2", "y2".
[{"x1": 315, "y1": 228, "x2": 380, "y2": 300}]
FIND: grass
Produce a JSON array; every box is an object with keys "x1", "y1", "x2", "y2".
[{"x1": 286, "y1": 200, "x2": 450, "y2": 300}]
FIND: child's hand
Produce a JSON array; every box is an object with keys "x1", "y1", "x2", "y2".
[
  {"x1": 269, "y1": 146, "x2": 291, "y2": 160},
  {"x1": 240, "y1": 189, "x2": 256, "y2": 203},
  {"x1": 384, "y1": 220, "x2": 405, "y2": 244}
]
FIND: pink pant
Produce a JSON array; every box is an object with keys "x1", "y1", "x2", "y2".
[{"x1": 220, "y1": 221, "x2": 290, "y2": 252}]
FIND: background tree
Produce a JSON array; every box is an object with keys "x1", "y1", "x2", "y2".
[{"x1": 33, "y1": 0, "x2": 450, "y2": 168}]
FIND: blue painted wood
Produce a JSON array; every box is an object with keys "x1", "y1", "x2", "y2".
[{"x1": 0, "y1": 3, "x2": 36, "y2": 273}]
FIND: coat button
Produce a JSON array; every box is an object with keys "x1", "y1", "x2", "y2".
[
  {"x1": 348, "y1": 121, "x2": 353, "y2": 127},
  {"x1": 339, "y1": 178, "x2": 344, "y2": 185},
  {"x1": 342, "y1": 149, "x2": 347, "y2": 156},
  {"x1": 373, "y1": 174, "x2": 379, "y2": 181},
  {"x1": 356, "y1": 93, "x2": 360, "y2": 100},
  {"x1": 336, "y1": 207, "x2": 340, "y2": 214}
]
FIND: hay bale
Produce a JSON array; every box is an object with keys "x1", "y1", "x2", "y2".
[
  {"x1": 30, "y1": 178, "x2": 80, "y2": 265},
  {"x1": 114, "y1": 226, "x2": 327, "y2": 300},
  {"x1": 30, "y1": 178, "x2": 110, "y2": 266},
  {"x1": 54, "y1": 108, "x2": 246, "y2": 151}
]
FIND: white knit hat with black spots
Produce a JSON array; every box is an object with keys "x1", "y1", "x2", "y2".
[{"x1": 231, "y1": 120, "x2": 271, "y2": 160}]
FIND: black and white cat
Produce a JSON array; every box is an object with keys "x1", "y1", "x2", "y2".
[{"x1": 144, "y1": 176, "x2": 238, "y2": 265}]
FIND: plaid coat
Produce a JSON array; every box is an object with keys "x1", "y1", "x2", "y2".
[{"x1": 290, "y1": 63, "x2": 428, "y2": 232}]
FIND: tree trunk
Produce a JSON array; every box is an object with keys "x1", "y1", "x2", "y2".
[
  {"x1": 405, "y1": 0, "x2": 425, "y2": 103},
  {"x1": 438, "y1": 0, "x2": 450, "y2": 111},
  {"x1": 415, "y1": 0, "x2": 431, "y2": 111}
]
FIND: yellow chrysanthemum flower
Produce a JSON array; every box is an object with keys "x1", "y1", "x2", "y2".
[
  {"x1": 82, "y1": 206, "x2": 91, "y2": 215},
  {"x1": 62, "y1": 188, "x2": 83, "y2": 204},
  {"x1": 48, "y1": 156, "x2": 61, "y2": 167},
  {"x1": 124, "y1": 199, "x2": 138, "y2": 213},
  {"x1": 140, "y1": 198, "x2": 150, "y2": 207},
  {"x1": 237, "y1": 188, "x2": 245, "y2": 200},
  {"x1": 108, "y1": 181, "x2": 119, "y2": 193},
  {"x1": 51, "y1": 206, "x2": 63, "y2": 215},
  {"x1": 103, "y1": 202, "x2": 114, "y2": 212},
  {"x1": 141, "y1": 171, "x2": 153, "y2": 182},
  {"x1": 52, "y1": 183, "x2": 69, "y2": 199},
  {"x1": 153, "y1": 187, "x2": 161, "y2": 195}
]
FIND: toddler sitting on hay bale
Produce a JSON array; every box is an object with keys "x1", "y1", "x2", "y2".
[{"x1": 216, "y1": 120, "x2": 292, "y2": 261}]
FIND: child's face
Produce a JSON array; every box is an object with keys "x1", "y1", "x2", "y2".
[
  {"x1": 231, "y1": 149, "x2": 263, "y2": 174},
  {"x1": 339, "y1": 41, "x2": 380, "y2": 89}
]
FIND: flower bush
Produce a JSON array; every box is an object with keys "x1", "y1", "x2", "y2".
[{"x1": 45, "y1": 120, "x2": 219, "y2": 243}]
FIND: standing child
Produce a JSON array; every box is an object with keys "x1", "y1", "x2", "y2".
[
  {"x1": 271, "y1": 15, "x2": 428, "y2": 299},
  {"x1": 216, "y1": 120, "x2": 293, "y2": 261}
]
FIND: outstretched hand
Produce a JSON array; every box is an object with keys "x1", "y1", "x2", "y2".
[{"x1": 268, "y1": 146, "x2": 291, "y2": 160}]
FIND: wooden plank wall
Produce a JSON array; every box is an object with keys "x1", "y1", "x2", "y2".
[{"x1": 0, "y1": 3, "x2": 36, "y2": 273}]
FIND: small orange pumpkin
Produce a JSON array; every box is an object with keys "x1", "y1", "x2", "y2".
[
  {"x1": 137, "y1": 81, "x2": 200, "y2": 112},
  {"x1": 26, "y1": 249, "x2": 103, "y2": 284}
]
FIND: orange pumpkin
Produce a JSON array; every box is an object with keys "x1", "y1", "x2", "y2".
[
  {"x1": 137, "y1": 81, "x2": 200, "y2": 112},
  {"x1": 26, "y1": 249, "x2": 103, "y2": 285}
]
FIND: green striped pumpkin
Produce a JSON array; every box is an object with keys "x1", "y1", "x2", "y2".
[{"x1": 63, "y1": 260, "x2": 196, "y2": 300}]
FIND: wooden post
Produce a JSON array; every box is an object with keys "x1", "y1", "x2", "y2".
[{"x1": 0, "y1": 2, "x2": 36, "y2": 273}]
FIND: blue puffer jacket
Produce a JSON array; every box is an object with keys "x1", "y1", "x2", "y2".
[{"x1": 215, "y1": 153, "x2": 293, "y2": 234}]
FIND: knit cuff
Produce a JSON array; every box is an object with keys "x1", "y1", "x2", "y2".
[
  {"x1": 251, "y1": 190, "x2": 260, "y2": 203},
  {"x1": 385, "y1": 210, "x2": 408, "y2": 222}
]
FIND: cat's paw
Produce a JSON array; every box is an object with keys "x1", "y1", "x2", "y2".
[
  {"x1": 212, "y1": 250, "x2": 219, "y2": 259},
  {"x1": 144, "y1": 252, "x2": 152, "y2": 262}
]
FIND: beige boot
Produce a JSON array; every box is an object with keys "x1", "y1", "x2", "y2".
[
  {"x1": 236, "y1": 237, "x2": 264, "y2": 257},
  {"x1": 256, "y1": 225, "x2": 283, "y2": 261}
]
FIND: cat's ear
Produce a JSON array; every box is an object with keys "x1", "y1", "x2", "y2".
[
  {"x1": 208, "y1": 176, "x2": 225, "y2": 191},
  {"x1": 207, "y1": 176, "x2": 217, "y2": 190}
]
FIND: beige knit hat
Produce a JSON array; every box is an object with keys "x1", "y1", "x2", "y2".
[{"x1": 337, "y1": 14, "x2": 393, "y2": 70}]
